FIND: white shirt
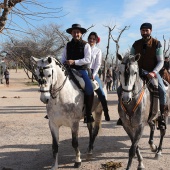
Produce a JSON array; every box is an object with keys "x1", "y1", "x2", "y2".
[
  {"x1": 61, "y1": 43, "x2": 91, "y2": 66},
  {"x1": 89, "y1": 45, "x2": 102, "y2": 78}
]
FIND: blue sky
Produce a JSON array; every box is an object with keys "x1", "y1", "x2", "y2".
[{"x1": 1, "y1": 0, "x2": 170, "y2": 57}]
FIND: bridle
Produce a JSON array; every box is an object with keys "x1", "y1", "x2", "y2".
[
  {"x1": 38, "y1": 58, "x2": 68, "y2": 99},
  {"x1": 120, "y1": 60, "x2": 152, "y2": 98}
]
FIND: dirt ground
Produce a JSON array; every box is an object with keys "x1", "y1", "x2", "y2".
[{"x1": 0, "y1": 69, "x2": 170, "y2": 170}]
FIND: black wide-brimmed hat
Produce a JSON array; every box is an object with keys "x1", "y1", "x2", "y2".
[
  {"x1": 66, "y1": 24, "x2": 87, "y2": 34},
  {"x1": 140, "y1": 23, "x2": 152, "y2": 30}
]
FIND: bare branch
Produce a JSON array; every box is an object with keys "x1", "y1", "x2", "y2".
[{"x1": 163, "y1": 35, "x2": 170, "y2": 57}]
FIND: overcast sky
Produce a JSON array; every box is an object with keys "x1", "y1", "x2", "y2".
[{"x1": 1, "y1": 0, "x2": 170, "y2": 56}]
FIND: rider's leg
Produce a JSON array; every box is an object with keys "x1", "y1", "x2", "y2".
[
  {"x1": 94, "y1": 75, "x2": 110, "y2": 121},
  {"x1": 157, "y1": 73, "x2": 168, "y2": 129},
  {"x1": 79, "y1": 70, "x2": 94, "y2": 123}
]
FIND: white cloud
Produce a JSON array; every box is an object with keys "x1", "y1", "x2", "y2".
[{"x1": 122, "y1": 0, "x2": 160, "y2": 19}]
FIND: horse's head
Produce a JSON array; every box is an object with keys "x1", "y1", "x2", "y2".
[
  {"x1": 31, "y1": 56, "x2": 57, "y2": 104},
  {"x1": 117, "y1": 53, "x2": 140, "y2": 104}
]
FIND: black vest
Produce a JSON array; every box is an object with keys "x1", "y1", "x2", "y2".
[{"x1": 67, "y1": 39, "x2": 88, "y2": 70}]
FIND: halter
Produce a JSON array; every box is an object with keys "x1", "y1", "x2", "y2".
[
  {"x1": 120, "y1": 59, "x2": 137, "y2": 93},
  {"x1": 119, "y1": 57, "x2": 146, "y2": 120},
  {"x1": 38, "y1": 58, "x2": 68, "y2": 99}
]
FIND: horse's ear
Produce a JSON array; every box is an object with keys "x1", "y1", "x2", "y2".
[
  {"x1": 30, "y1": 56, "x2": 39, "y2": 64},
  {"x1": 135, "y1": 53, "x2": 140, "y2": 61},
  {"x1": 48, "y1": 57, "x2": 52, "y2": 64},
  {"x1": 117, "y1": 53, "x2": 123, "y2": 61}
]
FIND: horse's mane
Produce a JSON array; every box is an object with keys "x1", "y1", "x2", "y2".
[{"x1": 49, "y1": 56, "x2": 67, "y2": 74}]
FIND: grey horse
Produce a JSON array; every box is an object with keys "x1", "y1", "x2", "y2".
[
  {"x1": 117, "y1": 53, "x2": 169, "y2": 170},
  {"x1": 31, "y1": 56, "x2": 106, "y2": 170}
]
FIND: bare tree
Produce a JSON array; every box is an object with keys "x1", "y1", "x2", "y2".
[
  {"x1": 111, "y1": 25, "x2": 130, "y2": 66},
  {"x1": 103, "y1": 25, "x2": 116, "y2": 81},
  {"x1": 163, "y1": 35, "x2": 170, "y2": 58},
  {"x1": 1, "y1": 23, "x2": 69, "y2": 81},
  {"x1": 0, "y1": 0, "x2": 65, "y2": 35},
  {"x1": 0, "y1": 0, "x2": 23, "y2": 33}
]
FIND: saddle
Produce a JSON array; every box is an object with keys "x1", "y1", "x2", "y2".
[
  {"x1": 139, "y1": 71, "x2": 159, "y2": 122},
  {"x1": 66, "y1": 67, "x2": 99, "y2": 92}
]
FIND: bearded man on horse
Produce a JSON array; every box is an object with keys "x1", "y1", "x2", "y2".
[{"x1": 117, "y1": 22, "x2": 168, "y2": 129}]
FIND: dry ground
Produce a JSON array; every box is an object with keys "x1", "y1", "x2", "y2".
[{"x1": 0, "y1": 69, "x2": 170, "y2": 170}]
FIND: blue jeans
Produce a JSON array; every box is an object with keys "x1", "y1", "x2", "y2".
[
  {"x1": 156, "y1": 73, "x2": 166, "y2": 105},
  {"x1": 94, "y1": 75, "x2": 105, "y2": 96},
  {"x1": 78, "y1": 70, "x2": 93, "y2": 95}
]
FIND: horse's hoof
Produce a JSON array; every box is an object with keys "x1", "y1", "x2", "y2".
[
  {"x1": 137, "y1": 168, "x2": 145, "y2": 170},
  {"x1": 137, "y1": 163, "x2": 145, "y2": 170},
  {"x1": 74, "y1": 162, "x2": 81, "y2": 168},
  {"x1": 150, "y1": 144, "x2": 157, "y2": 152},
  {"x1": 50, "y1": 166, "x2": 58, "y2": 170},
  {"x1": 154, "y1": 152, "x2": 162, "y2": 160},
  {"x1": 86, "y1": 147, "x2": 93, "y2": 155},
  {"x1": 138, "y1": 166, "x2": 145, "y2": 170}
]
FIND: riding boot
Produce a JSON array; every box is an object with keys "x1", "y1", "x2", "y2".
[
  {"x1": 116, "y1": 118, "x2": 123, "y2": 126},
  {"x1": 157, "y1": 104, "x2": 168, "y2": 130},
  {"x1": 84, "y1": 93, "x2": 94, "y2": 123},
  {"x1": 95, "y1": 88, "x2": 110, "y2": 121}
]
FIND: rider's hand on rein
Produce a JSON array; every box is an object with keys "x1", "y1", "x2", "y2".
[
  {"x1": 147, "y1": 72, "x2": 157, "y2": 79},
  {"x1": 66, "y1": 60, "x2": 75, "y2": 65}
]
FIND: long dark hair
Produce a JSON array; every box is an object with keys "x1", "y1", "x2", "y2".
[{"x1": 88, "y1": 32, "x2": 100, "y2": 43}]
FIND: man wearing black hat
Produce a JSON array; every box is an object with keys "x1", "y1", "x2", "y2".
[{"x1": 61, "y1": 24, "x2": 94, "y2": 123}]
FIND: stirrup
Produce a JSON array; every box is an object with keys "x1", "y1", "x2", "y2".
[{"x1": 116, "y1": 118, "x2": 123, "y2": 126}]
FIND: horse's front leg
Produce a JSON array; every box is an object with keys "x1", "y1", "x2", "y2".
[
  {"x1": 148, "y1": 120, "x2": 157, "y2": 152},
  {"x1": 87, "y1": 110, "x2": 102, "y2": 154},
  {"x1": 136, "y1": 146, "x2": 145, "y2": 170},
  {"x1": 49, "y1": 121, "x2": 59, "y2": 170},
  {"x1": 87, "y1": 122, "x2": 94, "y2": 154},
  {"x1": 126, "y1": 124, "x2": 144, "y2": 170},
  {"x1": 155, "y1": 128, "x2": 166, "y2": 159},
  {"x1": 71, "y1": 122, "x2": 81, "y2": 168}
]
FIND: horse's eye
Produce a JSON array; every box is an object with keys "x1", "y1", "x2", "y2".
[{"x1": 48, "y1": 75, "x2": 51, "y2": 77}]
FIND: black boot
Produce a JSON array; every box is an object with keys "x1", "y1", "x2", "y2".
[
  {"x1": 157, "y1": 104, "x2": 168, "y2": 130},
  {"x1": 95, "y1": 88, "x2": 110, "y2": 121},
  {"x1": 116, "y1": 118, "x2": 123, "y2": 126},
  {"x1": 84, "y1": 93, "x2": 94, "y2": 123}
]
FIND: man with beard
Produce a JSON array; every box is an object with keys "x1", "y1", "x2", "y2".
[{"x1": 116, "y1": 23, "x2": 167, "y2": 128}]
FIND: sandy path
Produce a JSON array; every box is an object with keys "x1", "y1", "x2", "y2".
[{"x1": 0, "y1": 69, "x2": 170, "y2": 170}]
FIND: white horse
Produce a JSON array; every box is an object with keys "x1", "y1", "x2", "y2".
[{"x1": 31, "y1": 56, "x2": 105, "y2": 170}]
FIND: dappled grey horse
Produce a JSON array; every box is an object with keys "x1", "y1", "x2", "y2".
[
  {"x1": 117, "y1": 53, "x2": 169, "y2": 170},
  {"x1": 31, "y1": 56, "x2": 104, "y2": 170}
]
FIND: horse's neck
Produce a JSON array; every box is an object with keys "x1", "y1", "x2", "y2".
[
  {"x1": 55, "y1": 65, "x2": 81, "y2": 93},
  {"x1": 133, "y1": 78, "x2": 144, "y2": 97}
]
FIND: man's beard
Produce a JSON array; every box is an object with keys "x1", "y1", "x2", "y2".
[{"x1": 141, "y1": 33, "x2": 151, "y2": 39}]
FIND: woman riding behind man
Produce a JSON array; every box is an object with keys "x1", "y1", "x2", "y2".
[
  {"x1": 61, "y1": 24, "x2": 94, "y2": 123},
  {"x1": 88, "y1": 32, "x2": 110, "y2": 121}
]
